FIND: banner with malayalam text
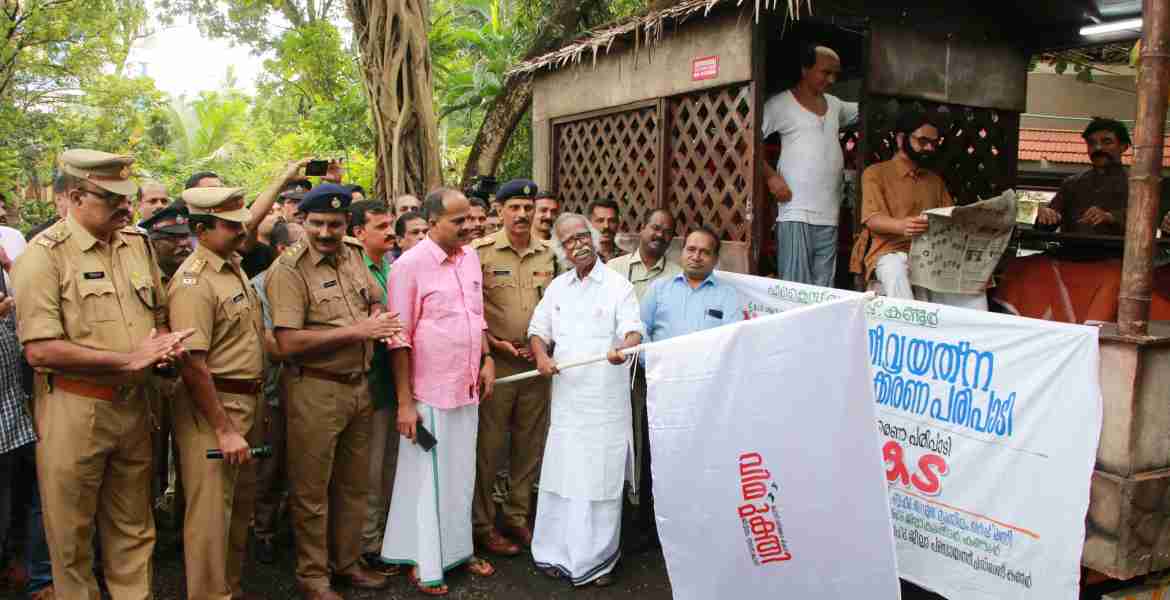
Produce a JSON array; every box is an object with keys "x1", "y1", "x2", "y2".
[
  {"x1": 645, "y1": 295, "x2": 901, "y2": 600},
  {"x1": 718, "y1": 272, "x2": 1102, "y2": 600}
]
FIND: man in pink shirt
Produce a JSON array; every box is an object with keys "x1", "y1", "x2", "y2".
[{"x1": 381, "y1": 187, "x2": 497, "y2": 596}]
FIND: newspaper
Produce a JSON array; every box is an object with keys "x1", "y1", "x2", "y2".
[{"x1": 909, "y1": 189, "x2": 1017, "y2": 294}]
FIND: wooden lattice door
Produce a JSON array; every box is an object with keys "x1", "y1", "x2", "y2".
[
  {"x1": 551, "y1": 105, "x2": 660, "y2": 236},
  {"x1": 665, "y1": 84, "x2": 755, "y2": 243}
]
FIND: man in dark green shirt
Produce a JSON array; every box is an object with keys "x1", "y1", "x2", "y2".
[{"x1": 350, "y1": 200, "x2": 401, "y2": 575}]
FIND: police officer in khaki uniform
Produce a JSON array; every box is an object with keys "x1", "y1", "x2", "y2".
[
  {"x1": 12, "y1": 149, "x2": 193, "y2": 600},
  {"x1": 471, "y1": 179, "x2": 556, "y2": 555},
  {"x1": 169, "y1": 187, "x2": 265, "y2": 600},
  {"x1": 265, "y1": 184, "x2": 402, "y2": 600},
  {"x1": 140, "y1": 203, "x2": 192, "y2": 522}
]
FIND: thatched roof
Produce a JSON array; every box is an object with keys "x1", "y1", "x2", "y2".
[{"x1": 506, "y1": 0, "x2": 804, "y2": 77}]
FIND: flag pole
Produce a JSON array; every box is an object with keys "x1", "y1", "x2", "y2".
[{"x1": 495, "y1": 291, "x2": 875, "y2": 385}]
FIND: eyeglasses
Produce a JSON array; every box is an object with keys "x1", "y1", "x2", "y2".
[
  {"x1": 80, "y1": 187, "x2": 128, "y2": 205},
  {"x1": 911, "y1": 135, "x2": 942, "y2": 149},
  {"x1": 559, "y1": 231, "x2": 592, "y2": 248}
]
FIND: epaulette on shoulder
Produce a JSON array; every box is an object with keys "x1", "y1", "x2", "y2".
[
  {"x1": 33, "y1": 222, "x2": 70, "y2": 248},
  {"x1": 278, "y1": 241, "x2": 309, "y2": 265},
  {"x1": 120, "y1": 225, "x2": 148, "y2": 237},
  {"x1": 187, "y1": 257, "x2": 207, "y2": 275},
  {"x1": 470, "y1": 235, "x2": 494, "y2": 249},
  {"x1": 343, "y1": 236, "x2": 363, "y2": 248}
]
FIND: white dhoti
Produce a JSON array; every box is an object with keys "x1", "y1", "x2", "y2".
[
  {"x1": 530, "y1": 346, "x2": 633, "y2": 587},
  {"x1": 533, "y1": 493, "x2": 622, "y2": 585},
  {"x1": 381, "y1": 402, "x2": 478, "y2": 586},
  {"x1": 874, "y1": 252, "x2": 989, "y2": 310}
]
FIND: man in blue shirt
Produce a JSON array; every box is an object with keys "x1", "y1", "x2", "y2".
[
  {"x1": 630, "y1": 226, "x2": 743, "y2": 553},
  {"x1": 642, "y1": 226, "x2": 744, "y2": 343}
]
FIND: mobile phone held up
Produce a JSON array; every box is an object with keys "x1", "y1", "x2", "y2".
[
  {"x1": 416, "y1": 419, "x2": 438, "y2": 452},
  {"x1": 305, "y1": 159, "x2": 330, "y2": 177}
]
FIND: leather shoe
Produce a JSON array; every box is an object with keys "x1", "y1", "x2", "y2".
[
  {"x1": 501, "y1": 524, "x2": 534, "y2": 548},
  {"x1": 255, "y1": 538, "x2": 276, "y2": 565},
  {"x1": 333, "y1": 566, "x2": 389, "y2": 590},
  {"x1": 361, "y1": 552, "x2": 401, "y2": 577},
  {"x1": 477, "y1": 529, "x2": 521, "y2": 556},
  {"x1": 300, "y1": 589, "x2": 343, "y2": 600}
]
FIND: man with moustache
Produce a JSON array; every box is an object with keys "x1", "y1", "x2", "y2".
[
  {"x1": 1037, "y1": 117, "x2": 1131, "y2": 237},
  {"x1": 382, "y1": 188, "x2": 497, "y2": 596},
  {"x1": 13, "y1": 149, "x2": 193, "y2": 599},
  {"x1": 394, "y1": 211, "x2": 429, "y2": 255},
  {"x1": 393, "y1": 194, "x2": 421, "y2": 220},
  {"x1": 529, "y1": 213, "x2": 643, "y2": 588},
  {"x1": 587, "y1": 199, "x2": 621, "y2": 263},
  {"x1": 266, "y1": 184, "x2": 403, "y2": 599},
  {"x1": 533, "y1": 192, "x2": 560, "y2": 242},
  {"x1": 853, "y1": 110, "x2": 987, "y2": 309},
  {"x1": 168, "y1": 187, "x2": 265, "y2": 600},
  {"x1": 607, "y1": 208, "x2": 680, "y2": 546},
  {"x1": 349, "y1": 200, "x2": 402, "y2": 576},
  {"x1": 141, "y1": 203, "x2": 193, "y2": 282},
  {"x1": 470, "y1": 179, "x2": 556, "y2": 557},
  {"x1": 467, "y1": 198, "x2": 489, "y2": 241},
  {"x1": 136, "y1": 180, "x2": 171, "y2": 223}
]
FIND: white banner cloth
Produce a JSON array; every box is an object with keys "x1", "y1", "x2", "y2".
[
  {"x1": 716, "y1": 272, "x2": 1102, "y2": 600},
  {"x1": 645, "y1": 295, "x2": 901, "y2": 600}
]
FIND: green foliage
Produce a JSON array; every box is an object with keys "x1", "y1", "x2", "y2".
[{"x1": 3, "y1": 0, "x2": 643, "y2": 214}]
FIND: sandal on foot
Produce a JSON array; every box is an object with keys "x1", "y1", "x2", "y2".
[
  {"x1": 466, "y1": 556, "x2": 495, "y2": 578},
  {"x1": 408, "y1": 567, "x2": 448, "y2": 596}
]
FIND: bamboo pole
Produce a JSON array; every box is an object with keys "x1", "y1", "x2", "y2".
[
  {"x1": 496, "y1": 292, "x2": 874, "y2": 385},
  {"x1": 1119, "y1": 0, "x2": 1170, "y2": 336}
]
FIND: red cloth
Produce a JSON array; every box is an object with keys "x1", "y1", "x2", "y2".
[{"x1": 993, "y1": 255, "x2": 1170, "y2": 323}]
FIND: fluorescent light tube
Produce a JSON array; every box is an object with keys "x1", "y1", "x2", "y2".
[{"x1": 1080, "y1": 18, "x2": 1143, "y2": 36}]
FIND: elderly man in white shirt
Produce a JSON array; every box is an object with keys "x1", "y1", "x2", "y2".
[
  {"x1": 761, "y1": 44, "x2": 859, "y2": 287},
  {"x1": 528, "y1": 213, "x2": 643, "y2": 588}
]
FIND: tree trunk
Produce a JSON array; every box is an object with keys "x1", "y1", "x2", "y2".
[
  {"x1": 348, "y1": 0, "x2": 443, "y2": 200},
  {"x1": 459, "y1": 0, "x2": 602, "y2": 188}
]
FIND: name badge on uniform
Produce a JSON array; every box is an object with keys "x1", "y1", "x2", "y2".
[
  {"x1": 492, "y1": 268, "x2": 511, "y2": 276},
  {"x1": 233, "y1": 293, "x2": 245, "y2": 303},
  {"x1": 83, "y1": 271, "x2": 105, "y2": 280},
  {"x1": 707, "y1": 308, "x2": 724, "y2": 319},
  {"x1": 322, "y1": 280, "x2": 337, "y2": 288}
]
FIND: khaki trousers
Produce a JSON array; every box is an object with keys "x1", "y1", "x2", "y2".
[
  {"x1": 173, "y1": 386, "x2": 259, "y2": 600},
  {"x1": 286, "y1": 373, "x2": 372, "y2": 592},
  {"x1": 254, "y1": 372, "x2": 289, "y2": 542},
  {"x1": 34, "y1": 384, "x2": 155, "y2": 600},
  {"x1": 361, "y1": 405, "x2": 399, "y2": 554},
  {"x1": 472, "y1": 356, "x2": 550, "y2": 537}
]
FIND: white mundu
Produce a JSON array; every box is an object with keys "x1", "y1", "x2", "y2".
[{"x1": 527, "y1": 261, "x2": 644, "y2": 585}]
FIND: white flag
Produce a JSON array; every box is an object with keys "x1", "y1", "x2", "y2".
[{"x1": 645, "y1": 296, "x2": 901, "y2": 600}]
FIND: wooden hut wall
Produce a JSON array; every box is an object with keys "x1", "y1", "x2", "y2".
[{"x1": 533, "y1": 11, "x2": 755, "y2": 268}]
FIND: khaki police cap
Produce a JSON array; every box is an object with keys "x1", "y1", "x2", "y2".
[
  {"x1": 59, "y1": 149, "x2": 138, "y2": 197},
  {"x1": 181, "y1": 187, "x2": 251, "y2": 223}
]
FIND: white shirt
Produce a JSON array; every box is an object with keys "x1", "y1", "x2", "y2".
[
  {"x1": 528, "y1": 260, "x2": 644, "y2": 500},
  {"x1": 761, "y1": 90, "x2": 859, "y2": 226},
  {"x1": 0, "y1": 226, "x2": 26, "y2": 293}
]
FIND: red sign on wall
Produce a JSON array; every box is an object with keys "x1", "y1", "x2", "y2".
[{"x1": 692, "y1": 55, "x2": 719, "y2": 81}]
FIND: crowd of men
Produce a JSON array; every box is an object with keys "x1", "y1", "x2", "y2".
[
  {"x1": 0, "y1": 146, "x2": 747, "y2": 600},
  {"x1": 6, "y1": 41, "x2": 1170, "y2": 600}
]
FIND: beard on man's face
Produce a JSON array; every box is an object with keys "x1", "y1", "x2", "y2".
[{"x1": 902, "y1": 135, "x2": 937, "y2": 168}]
